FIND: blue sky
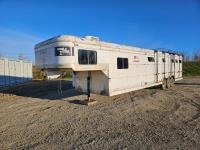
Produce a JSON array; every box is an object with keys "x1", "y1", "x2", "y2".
[{"x1": 0, "y1": 0, "x2": 200, "y2": 62}]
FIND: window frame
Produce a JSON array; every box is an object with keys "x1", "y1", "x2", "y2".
[
  {"x1": 147, "y1": 57, "x2": 155, "y2": 62},
  {"x1": 78, "y1": 49, "x2": 97, "y2": 65},
  {"x1": 162, "y1": 58, "x2": 166, "y2": 62},
  {"x1": 117, "y1": 57, "x2": 129, "y2": 69}
]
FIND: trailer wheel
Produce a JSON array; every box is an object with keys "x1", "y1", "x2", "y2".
[
  {"x1": 166, "y1": 78, "x2": 171, "y2": 88},
  {"x1": 170, "y1": 77, "x2": 175, "y2": 87},
  {"x1": 161, "y1": 79, "x2": 167, "y2": 90}
]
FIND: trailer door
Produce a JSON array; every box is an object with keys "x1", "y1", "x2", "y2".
[{"x1": 154, "y1": 51, "x2": 159, "y2": 83}]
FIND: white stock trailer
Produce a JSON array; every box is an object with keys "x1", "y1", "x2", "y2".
[
  {"x1": 0, "y1": 58, "x2": 32, "y2": 87},
  {"x1": 35, "y1": 35, "x2": 183, "y2": 97}
]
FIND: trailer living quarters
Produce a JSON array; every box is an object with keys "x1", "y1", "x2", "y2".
[{"x1": 35, "y1": 35, "x2": 182, "y2": 96}]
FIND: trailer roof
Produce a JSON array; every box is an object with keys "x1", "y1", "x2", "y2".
[{"x1": 35, "y1": 35, "x2": 182, "y2": 55}]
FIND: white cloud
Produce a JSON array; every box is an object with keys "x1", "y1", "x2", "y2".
[{"x1": 0, "y1": 27, "x2": 42, "y2": 62}]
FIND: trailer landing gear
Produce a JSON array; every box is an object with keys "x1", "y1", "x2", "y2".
[{"x1": 81, "y1": 71, "x2": 97, "y2": 105}]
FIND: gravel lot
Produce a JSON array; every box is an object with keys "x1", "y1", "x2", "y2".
[{"x1": 0, "y1": 77, "x2": 200, "y2": 149}]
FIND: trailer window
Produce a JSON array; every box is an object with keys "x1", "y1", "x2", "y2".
[
  {"x1": 171, "y1": 59, "x2": 175, "y2": 63},
  {"x1": 117, "y1": 58, "x2": 128, "y2": 69},
  {"x1": 179, "y1": 60, "x2": 182, "y2": 63},
  {"x1": 162, "y1": 58, "x2": 166, "y2": 62},
  {"x1": 78, "y1": 50, "x2": 97, "y2": 64},
  {"x1": 78, "y1": 50, "x2": 88, "y2": 64},
  {"x1": 89, "y1": 51, "x2": 97, "y2": 64},
  {"x1": 175, "y1": 60, "x2": 178, "y2": 63},
  {"x1": 148, "y1": 57, "x2": 155, "y2": 62}
]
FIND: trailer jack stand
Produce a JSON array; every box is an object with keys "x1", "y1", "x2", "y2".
[{"x1": 81, "y1": 71, "x2": 97, "y2": 105}]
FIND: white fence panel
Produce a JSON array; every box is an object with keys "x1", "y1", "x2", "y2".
[
  {"x1": 0, "y1": 59, "x2": 4, "y2": 86},
  {"x1": 0, "y1": 58, "x2": 32, "y2": 87}
]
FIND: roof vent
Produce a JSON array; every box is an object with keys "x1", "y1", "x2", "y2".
[{"x1": 84, "y1": 36, "x2": 99, "y2": 41}]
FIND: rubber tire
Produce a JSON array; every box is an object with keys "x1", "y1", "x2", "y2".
[
  {"x1": 170, "y1": 77, "x2": 175, "y2": 87},
  {"x1": 166, "y1": 77, "x2": 171, "y2": 88},
  {"x1": 161, "y1": 79, "x2": 167, "y2": 90}
]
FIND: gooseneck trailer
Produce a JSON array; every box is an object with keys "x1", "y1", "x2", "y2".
[{"x1": 35, "y1": 35, "x2": 182, "y2": 97}]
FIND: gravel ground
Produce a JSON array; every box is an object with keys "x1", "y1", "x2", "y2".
[{"x1": 0, "y1": 78, "x2": 200, "y2": 149}]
